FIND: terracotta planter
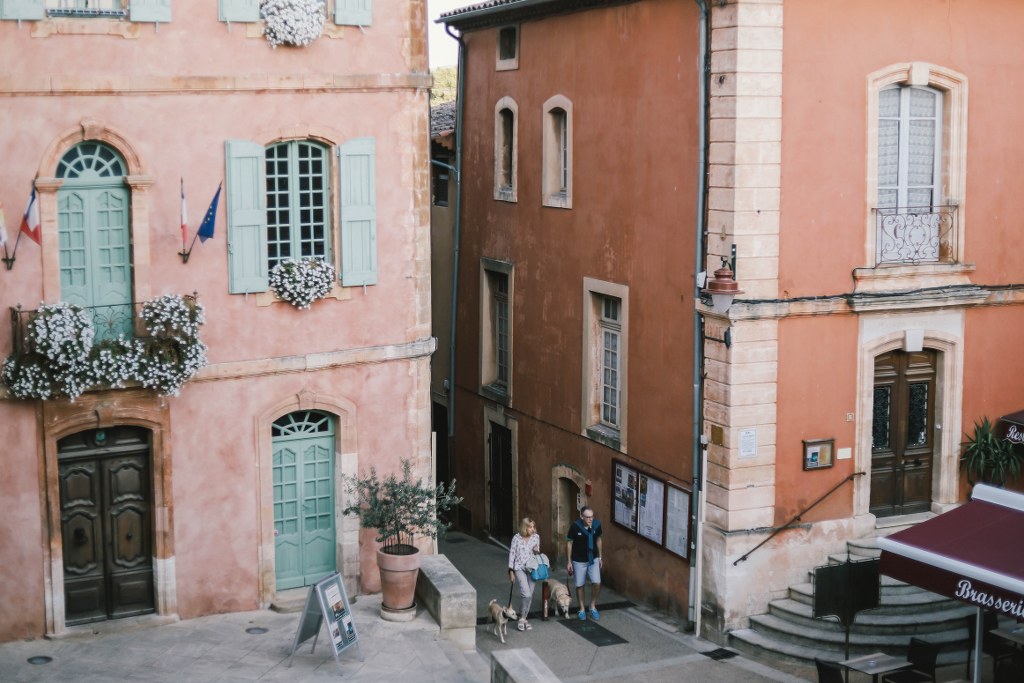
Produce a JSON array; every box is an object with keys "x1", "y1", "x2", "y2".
[{"x1": 377, "y1": 545, "x2": 420, "y2": 621}]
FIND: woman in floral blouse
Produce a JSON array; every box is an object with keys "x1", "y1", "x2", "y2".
[{"x1": 507, "y1": 517, "x2": 542, "y2": 631}]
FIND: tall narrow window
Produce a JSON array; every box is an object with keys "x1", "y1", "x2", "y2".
[
  {"x1": 499, "y1": 109, "x2": 514, "y2": 189},
  {"x1": 265, "y1": 140, "x2": 330, "y2": 272},
  {"x1": 878, "y1": 85, "x2": 942, "y2": 211},
  {"x1": 493, "y1": 98, "x2": 518, "y2": 202},
  {"x1": 582, "y1": 278, "x2": 628, "y2": 451},
  {"x1": 599, "y1": 297, "x2": 621, "y2": 429},
  {"x1": 481, "y1": 259, "x2": 514, "y2": 402},
  {"x1": 493, "y1": 272, "x2": 509, "y2": 390},
  {"x1": 542, "y1": 96, "x2": 573, "y2": 208}
]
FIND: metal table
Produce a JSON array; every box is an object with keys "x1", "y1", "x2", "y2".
[{"x1": 839, "y1": 652, "x2": 912, "y2": 683}]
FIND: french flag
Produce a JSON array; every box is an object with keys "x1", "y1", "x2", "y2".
[{"x1": 20, "y1": 186, "x2": 41, "y2": 245}]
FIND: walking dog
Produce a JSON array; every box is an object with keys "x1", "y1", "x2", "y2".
[
  {"x1": 487, "y1": 599, "x2": 518, "y2": 643},
  {"x1": 545, "y1": 579, "x2": 572, "y2": 618}
]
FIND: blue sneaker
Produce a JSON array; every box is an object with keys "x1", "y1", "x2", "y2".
[
  {"x1": 590, "y1": 608, "x2": 600, "y2": 621},
  {"x1": 577, "y1": 610, "x2": 586, "y2": 621}
]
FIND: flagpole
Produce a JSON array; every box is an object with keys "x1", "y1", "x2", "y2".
[{"x1": 3, "y1": 230, "x2": 22, "y2": 271}]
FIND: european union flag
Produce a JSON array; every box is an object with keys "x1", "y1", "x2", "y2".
[{"x1": 198, "y1": 183, "x2": 222, "y2": 243}]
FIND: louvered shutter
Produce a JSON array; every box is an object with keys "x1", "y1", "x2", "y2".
[
  {"x1": 335, "y1": 0, "x2": 371, "y2": 26},
  {"x1": 338, "y1": 138, "x2": 377, "y2": 286},
  {"x1": 226, "y1": 140, "x2": 269, "y2": 293},
  {"x1": 219, "y1": 0, "x2": 260, "y2": 22},
  {"x1": 130, "y1": 0, "x2": 172, "y2": 22},
  {"x1": 0, "y1": 0, "x2": 44, "y2": 20}
]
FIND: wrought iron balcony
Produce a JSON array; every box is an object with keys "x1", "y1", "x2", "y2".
[
  {"x1": 46, "y1": 1, "x2": 127, "y2": 19},
  {"x1": 874, "y1": 205, "x2": 958, "y2": 266},
  {"x1": 10, "y1": 299, "x2": 178, "y2": 356}
]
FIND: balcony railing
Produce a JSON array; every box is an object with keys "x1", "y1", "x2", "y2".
[
  {"x1": 875, "y1": 205, "x2": 958, "y2": 266},
  {"x1": 46, "y1": 1, "x2": 127, "y2": 19},
  {"x1": 12, "y1": 301, "x2": 150, "y2": 355}
]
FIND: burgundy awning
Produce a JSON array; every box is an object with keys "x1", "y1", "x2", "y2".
[
  {"x1": 878, "y1": 484, "x2": 1024, "y2": 620},
  {"x1": 998, "y1": 409, "x2": 1024, "y2": 445}
]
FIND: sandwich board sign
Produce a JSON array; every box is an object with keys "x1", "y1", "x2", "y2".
[{"x1": 287, "y1": 572, "x2": 364, "y2": 675}]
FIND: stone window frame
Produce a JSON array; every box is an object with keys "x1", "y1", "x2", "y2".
[
  {"x1": 858, "y1": 62, "x2": 970, "y2": 292},
  {"x1": 480, "y1": 257, "x2": 514, "y2": 405},
  {"x1": 581, "y1": 277, "x2": 629, "y2": 452},
  {"x1": 542, "y1": 94, "x2": 573, "y2": 209},
  {"x1": 496, "y1": 24, "x2": 519, "y2": 71},
  {"x1": 493, "y1": 96, "x2": 518, "y2": 202}
]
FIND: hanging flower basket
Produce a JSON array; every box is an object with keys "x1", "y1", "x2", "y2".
[
  {"x1": 260, "y1": 0, "x2": 326, "y2": 49},
  {"x1": 2, "y1": 295, "x2": 207, "y2": 401},
  {"x1": 269, "y1": 257, "x2": 336, "y2": 309}
]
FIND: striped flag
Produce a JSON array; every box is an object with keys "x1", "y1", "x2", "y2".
[
  {"x1": 180, "y1": 179, "x2": 188, "y2": 245},
  {"x1": 20, "y1": 187, "x2": 41, "y2": 245},
  {"x1": 0, "y1": 202, "x2": 8, "y2": 248}
]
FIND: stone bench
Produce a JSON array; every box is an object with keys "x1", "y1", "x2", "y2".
[
  {"x1": 415, "y1": 553, "x2": 476, "y2": 649},
  {"x1": 490, "y1": 649, "x2": 559, "y2": 683}
]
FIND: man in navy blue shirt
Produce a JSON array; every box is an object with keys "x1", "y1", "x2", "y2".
[{"x1": 565, "y1": 506, "x2": 603, "y2": 620}]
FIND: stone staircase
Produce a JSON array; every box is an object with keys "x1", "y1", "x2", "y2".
[{"x1": 729, "y1": 516, "x2": 975, "y2": 668}]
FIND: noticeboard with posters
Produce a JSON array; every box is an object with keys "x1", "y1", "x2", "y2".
[
  {"x1": 612, "y1": 459, "x2": 690, "y2": 559},
  {"x1": 287, "y1": 572, "x2": 363, "y2": 674}
]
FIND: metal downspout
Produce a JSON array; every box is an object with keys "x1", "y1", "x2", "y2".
[
  {"x1": 689, "y1": 0, "x2": 710, "y2": 635},
  {"x1": 445, "y1": 24, "x2": 467, "y2": 468}
]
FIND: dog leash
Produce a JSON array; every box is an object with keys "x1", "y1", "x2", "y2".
[{"x1": 507, "y1": 580, "x2": 515, "y2": 610}]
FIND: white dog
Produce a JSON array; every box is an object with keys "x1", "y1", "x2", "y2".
[
  {"x1": 487, "y1": 599, "x2": 518, "y2": 643},
  {"x1": 546, "y1": 579, "x2": 572, "y2": 618}
]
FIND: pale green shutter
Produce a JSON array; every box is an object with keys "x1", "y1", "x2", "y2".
[
  {"x1": 219, "y1": 0, "x2": 260, "y2": 22},
  {"x1": 338, "y1": 138, "x2": 377, "y2": 286},
  {"x1": 0, "y1": 0, "x2": 44, "y2": 20},
  {"x1": 226, "y1": 140, "x2": 269, "y2": 294},
  {"x1": 130, "y1": 0, "x2": 172, "y2": 23},
  {"x1": 335, "y1": 0, "x2": 371, "y2": 26}
]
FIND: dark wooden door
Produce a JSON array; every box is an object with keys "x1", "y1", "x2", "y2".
[
  {"x1": 870, "y1": 350, "x2": 936, "y2": 517},
  {"x1": 488, "y1": 423, "x2": 514, "y2": 544},
  {"x1": 59, "y1": 427, "x2": 154, "y2": 626}
]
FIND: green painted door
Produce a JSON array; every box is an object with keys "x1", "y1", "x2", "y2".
[
  {"x1": 272, "y1": 411, "x2": 336, "y2": 589},
  {"x1": 56, "y1": 142, "x2": 132, "y2": 341}
]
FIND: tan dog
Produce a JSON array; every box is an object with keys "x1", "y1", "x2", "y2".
[
  {"x1": 546, "y1": 580, "x2": 572, "y2": 618},
  {"x1": 487, "y1": 599, "x2": 518, "y2": 643}
]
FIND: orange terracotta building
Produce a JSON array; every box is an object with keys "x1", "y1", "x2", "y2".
[{"x1": 441, "y1": 0, "x2": 1024, "y2": 657}]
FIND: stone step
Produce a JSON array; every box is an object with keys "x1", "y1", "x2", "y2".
[
  {"x1": 729, "y1": 626, "x2": 965, "y2": 669},
  {"x1": 744, "y1": 612, "x2": 968, "y2": 663},
  {"x1": 270, "y1": 587, "x2": 309, "y2": 614},
  {"x1": 768, "y1": 597, "x2": 974, "y2": 635},
  {"x1": 789, "y1": 581, "x2": 959, "y2": 611},
  {"x1": 438, "y1": 638, "x2": 490, "y2": 681}
]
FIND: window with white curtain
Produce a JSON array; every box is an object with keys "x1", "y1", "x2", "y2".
[{"x1": 877, "y1": 85, "x2": 942, "y2": 211}]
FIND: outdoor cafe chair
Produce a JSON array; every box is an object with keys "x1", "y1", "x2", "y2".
[
  {"x1": 814, "y1": 657, "x2": 845, "y2": 683},
  {"x1": 881, "y1": 638, "x2": 938, "y2": 683}
]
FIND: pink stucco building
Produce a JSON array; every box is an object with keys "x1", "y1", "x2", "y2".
[{"x1": 0, "y1": 1, "x2": 433, "y2": 641}]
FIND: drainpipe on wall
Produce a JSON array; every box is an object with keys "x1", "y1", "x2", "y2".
[
  {"x1": 444, "y1": 24, "x2": 467, "y2": 472},
  {"x1": 689, "y1": 0, "x2": 710, "y2": 635}
]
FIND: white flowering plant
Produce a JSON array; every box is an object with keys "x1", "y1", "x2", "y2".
[
  {"x1": 2, "y1": 295, "x2": 207, "y2": 401},
  {"x1": 268, "y1": 257, "x2": 336, "y2": 309},
  {"x1": 260, "y1": 0, "x2": 325, "y2": 48}
]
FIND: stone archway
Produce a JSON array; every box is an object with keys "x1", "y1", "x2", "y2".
[{"x1": 550, "y1": 465, "x2": 587, "y2": 568}]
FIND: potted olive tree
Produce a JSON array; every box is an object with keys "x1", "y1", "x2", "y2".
[
  {"x1": 961, "y1": 417, "x2": 1024, "y2": 488},
  {"x1": 343, "y1": 458, "x2": 461, "y2": 620}
]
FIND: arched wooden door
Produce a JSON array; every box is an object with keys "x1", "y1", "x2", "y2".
[
  {"x1": 59, "y1": 426, "x2": 154, "y2": 626},
  {"x1": 56, "y1": 142, "x2": 132, "y2": 341},
  {"x1": 272, "y1": 411, "x2": 336, "y2": 589},
  {"x1": 871, "y1": 349, "x2": 937, "y2": 517}
]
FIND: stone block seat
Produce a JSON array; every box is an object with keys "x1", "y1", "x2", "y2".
[{"x1": 415, "y1": 553, "x2": 477, "y2": 649}]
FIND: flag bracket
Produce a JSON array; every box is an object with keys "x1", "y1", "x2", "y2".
[{"x1": 2, "y1": 254, "x2": 14, "y2": 271}]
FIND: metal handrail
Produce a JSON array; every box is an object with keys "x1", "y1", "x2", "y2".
[{"x1": 733, "y1": 471, "x2": 866, "y2": 566}]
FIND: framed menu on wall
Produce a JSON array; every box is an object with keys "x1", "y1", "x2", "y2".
[{"x1": 613, "y1": 461, "x2": 638, "y2": 532}]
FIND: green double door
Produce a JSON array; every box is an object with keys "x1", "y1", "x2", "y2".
[
  {"x1": 57, "y1": 160, "x2": 133, "y2": 340},
  {"x1": 272, "y1": 411, "x2": 336, "y2": 590}
]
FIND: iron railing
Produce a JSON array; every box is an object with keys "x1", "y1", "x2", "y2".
[
  {"x1": 875, "y1": 205, "x2": 958, "y2": 265},
  {"x1": 46, "y1": 1, "x2": 127, "y2": 19},
  {"x1": 733, "y1": 471, "x2": 865, "y2": 566},
  {"x1": 11, "y1": 299, "x2": 168, "y2": 355}
]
